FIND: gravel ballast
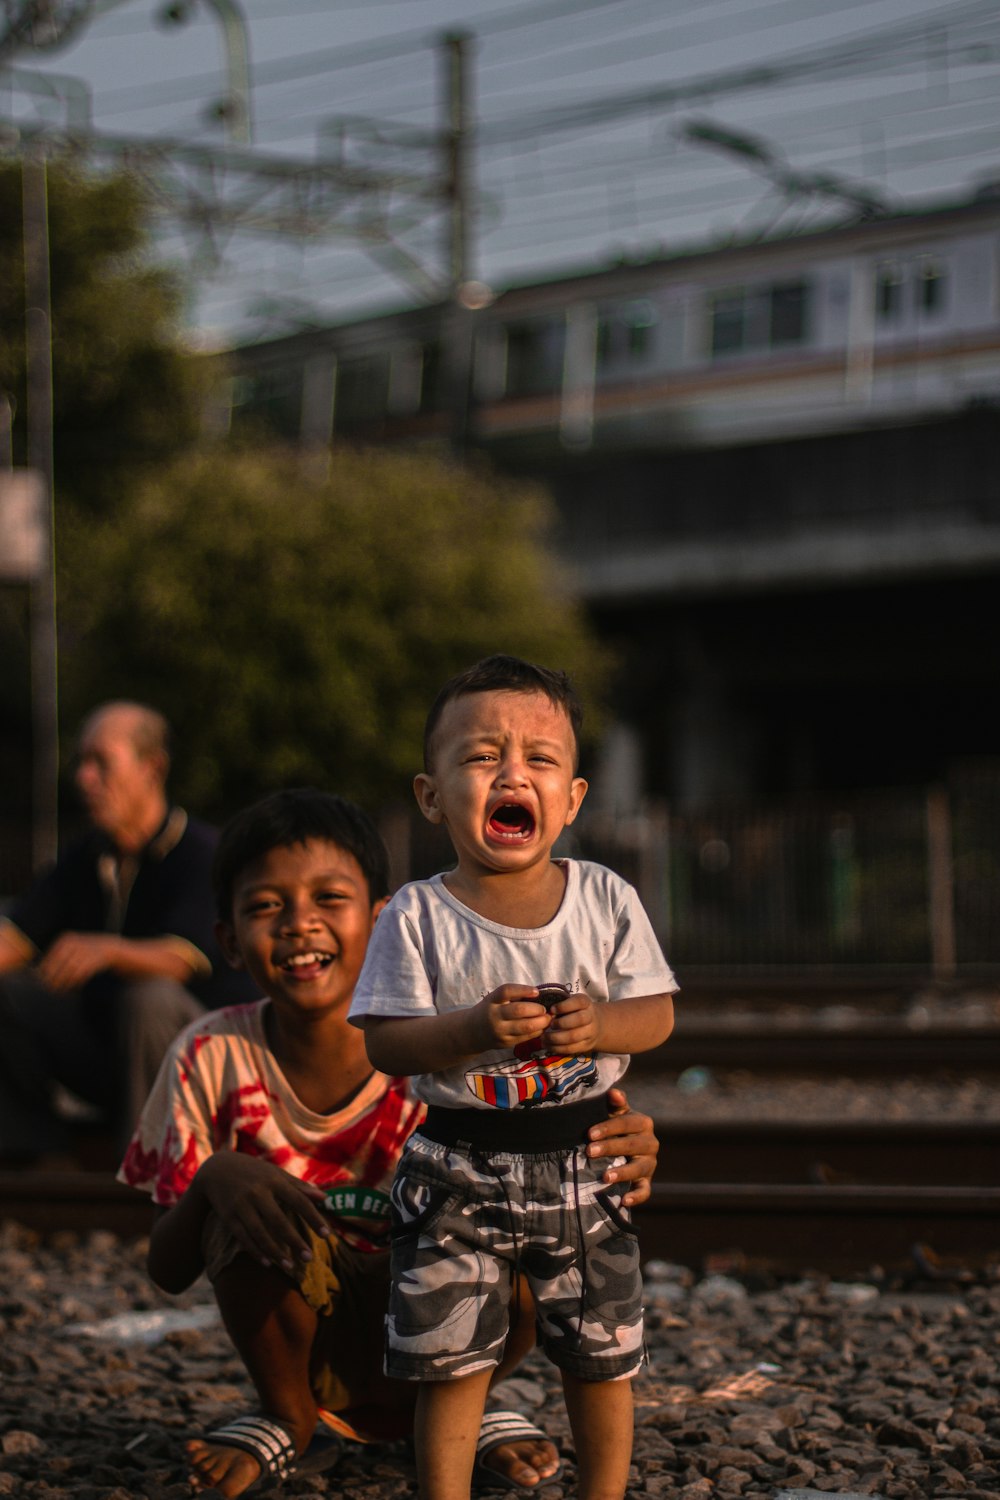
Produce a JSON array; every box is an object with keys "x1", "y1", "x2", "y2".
[
  {"x1": 1, "y1": 1221, "x2": 997, "y2": 1500},
  {"x1": 624, "y1": 1069, "x2": 1000, "y2": 1124}
]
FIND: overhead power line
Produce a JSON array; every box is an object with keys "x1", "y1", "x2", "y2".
[
  {"x1": 476, "y1": 0, "x2": 1000, "y2": 142},
  {"x1": 90, "y1": 0, "x2": 625, "y2": 116},
  {"x1": 4, "y1": 0, "x2": 999, "y2": 339}
]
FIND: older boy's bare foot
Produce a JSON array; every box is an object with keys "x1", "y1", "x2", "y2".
[
  {"x1": 481, "y1": 1437, "x2": 561, "y2": 1488},
  {"x1": 186, "y1": 1437, "x2": 261, "y2": 1497},
  {"x1": 186, "y1": 1410, "x2": 315, "y2": 1498}
]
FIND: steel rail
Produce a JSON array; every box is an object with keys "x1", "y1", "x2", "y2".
[
  {"x1": 638, "y1": 1181, "x2": 1000, "y2": 1273},
  {"x1": 650, "y1": 1118, "x2": 1000, "y2": 1187},
  {"x1": 635, "y1": 1027, "x2": 1000, "y2": 1074},
  {"x1": 2, "y1": 1168, "x2": 998, "y2": 1273}
]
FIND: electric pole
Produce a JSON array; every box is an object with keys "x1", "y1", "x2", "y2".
[
  {"x1": 444, "y1": 29, "x2": 470, "y2": 293},
  {"x1": 441, "y1": 30, "x2": 477, "y2": 452},
  {"x1": 22, "y1": 149, "x2": 59, "y2": 871}
]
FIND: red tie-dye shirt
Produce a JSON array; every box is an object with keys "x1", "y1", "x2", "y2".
[{"x1": 118, "y1": 1000, "x2": 424, "y2": 1252}]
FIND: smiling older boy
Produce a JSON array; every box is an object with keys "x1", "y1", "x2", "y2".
[
  {"x1": 352, "y1": 657, "x2": 678, "y2": 1500},
  {"x1": 119, "y1": 786, "x2": 661, "y2": 1499}
]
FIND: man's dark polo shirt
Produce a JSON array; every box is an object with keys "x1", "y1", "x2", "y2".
[{"x1": 7, "y1": 809, "x2": 255, "y2": 1009}]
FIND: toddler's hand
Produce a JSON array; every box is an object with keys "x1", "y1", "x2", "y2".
[
  {"x1": 544, "y1": 990, "x2": 601, "y2": 1053},
  {"x1": 477, "y1": 983, "x2": 553, "y2": 1051}
]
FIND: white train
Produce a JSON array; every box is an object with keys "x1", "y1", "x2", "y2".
[{"x1": 227, "y1": 188, "x2": 1000, "y2": 456}]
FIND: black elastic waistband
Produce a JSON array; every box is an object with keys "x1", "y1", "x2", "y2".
[{"x1": 419, "y1": 1095, "x2": 609, "y2": 1155}]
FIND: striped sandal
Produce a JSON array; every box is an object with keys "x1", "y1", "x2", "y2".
[
  {"x1": 193, "y1": 1413, "x2": 342, "y2": 1494},
  {"x1": 471, "y1": 1410, "x2": 563, "y2": 1493}
]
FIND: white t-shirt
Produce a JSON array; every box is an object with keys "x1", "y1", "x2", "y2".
[{"x1": 349, "y1": 859, "x2": 678, "y2": 1111}]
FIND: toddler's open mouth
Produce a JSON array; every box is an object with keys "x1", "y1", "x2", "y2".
[{"x1": 486, "y1": 802, "x2": 536, "y2": 842}]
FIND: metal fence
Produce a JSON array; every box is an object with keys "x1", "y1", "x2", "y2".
[
  {"x1": 5, "y1": 779, "x2": 995, "y2": 978},
  {"x1": 573, "y1": 782, "x2": 999, "y2": 975},
  {"x1": 392, "y1": 775, "x2": 1000, "y2": 976}
]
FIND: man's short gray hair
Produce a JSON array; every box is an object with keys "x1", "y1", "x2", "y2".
[{"x1": 80, "y1": 701, "x2": 172, "y2": 770}]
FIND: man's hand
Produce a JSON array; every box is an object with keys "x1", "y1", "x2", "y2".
[
  {"x1": 586, "y1": 1086, "x2": 659, "y2": 1207},
  {"x1": 37, "y1": 930, "x2": 195, "y2": 990},
  {"x1": 38, "y1": 932, "x2": 122, "y2": 991},
  {"x1": 194, "y1": 1151, "x2": 332, "y2": 1273},
  {"x1": 0, "y1": 923, "x2": 34, "y2": 976}
]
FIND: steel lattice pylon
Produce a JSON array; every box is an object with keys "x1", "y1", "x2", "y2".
[
  {"x1": 0, "y1": 0, "x2": 96, "y2": 60},
  {"x1": 1, "y1": 119, "x2": 454, "y2": 300},
  {"x1": 0, "y1": 7, "x2": 470, "y2": 303}
]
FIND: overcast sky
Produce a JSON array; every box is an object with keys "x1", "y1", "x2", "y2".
[{"x1": 5, "y1": 0, "x2": 999, "y2": 344}]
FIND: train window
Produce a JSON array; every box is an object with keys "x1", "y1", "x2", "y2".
[
  {"x1": 710, "y1": 281, "x2": 808, "y2": 357},
  {"x1": 626, "y1": 300, "x2": 658, "y2": 357},
  {"x1": 769, "y1": 282, "x2": 808, "y2": 345},
  {"x1": 875, "y1": 263, "x2": 904, "y2": 320},
  {"x1": 334, "y1": 354, "x2": 390, "y2": 432},
  {"x1": 386, "y1": 343, "x2": 424, "y2": 416},
  {"x1": 504, "y1": 320, "x2": 564, "y2": 397},
  {"x1": 230, "y1": 367, "x2": 304, "y2": 438},
  {"x1": 229, "y1": 375, "x2": 254, "y2": 409},
  {"x1": 596, "y1": 302, "x2": 658, "y2": 364},
  {"x1": 627, "y1": 321, "x2": 651, "y2": 357},
  {"x1": 472, "y1": 326, "x2": 507, "y2": 403},
  {"x1": 918, "y1": 258, "x2": 946, "y2": 314},
  {"x1": 418, "y1": 342, "x2": 444, "y2": 414},
  {"x1": 710, "y1": 289, "x2": 746, "y2": 355}
]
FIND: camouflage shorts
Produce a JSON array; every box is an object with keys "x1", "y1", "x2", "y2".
[{"x1": 385, "y1": 1132, "x2": 644, "y2": 1383}]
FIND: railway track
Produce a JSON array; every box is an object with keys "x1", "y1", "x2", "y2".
[
  {"x1": 0, "y1": 1171, "x2": 995, "y2": 1275},
  {"x1": 3, "y1": 992, "x2": 996, "y2": 1270},
  {"x1": 644, "y1": 1025, "x2": 1000, "y2": 1073},
  {"x1": 656, "y1": 1117, "x2": 1000, "y2": 1185},
  {"x1": 639, "y1": 1180, "x2": 1000, "y2": 1273},
  {"x1": 2, "y1": 1113, "x2": 997, "y2": 1273},
  {"x1": 646, "y1": 977, "x2": 1000, "y2": 1074}
]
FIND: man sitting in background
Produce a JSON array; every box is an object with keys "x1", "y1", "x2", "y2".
[{"x1": 0, "y1": 700, "x2": 254, "y2": 1161}]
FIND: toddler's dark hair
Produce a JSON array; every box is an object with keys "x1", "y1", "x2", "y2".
[
  {"x1": 214, "y1": 787, "x2": 390, "y2": 918},
  {"x1": 423, "y1": 654, "x2": 583, "y2": 769}
]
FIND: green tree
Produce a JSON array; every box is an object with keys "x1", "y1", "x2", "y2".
[
  {"x1": 58, "y1": 442, "x2": 605, "y2": 817},
  {"x1": 2, "y1": 162, "x2": 207, "y2": 880},
  {"x1": 0, "y1": 162, "x2": 207, "y2": 514}
]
